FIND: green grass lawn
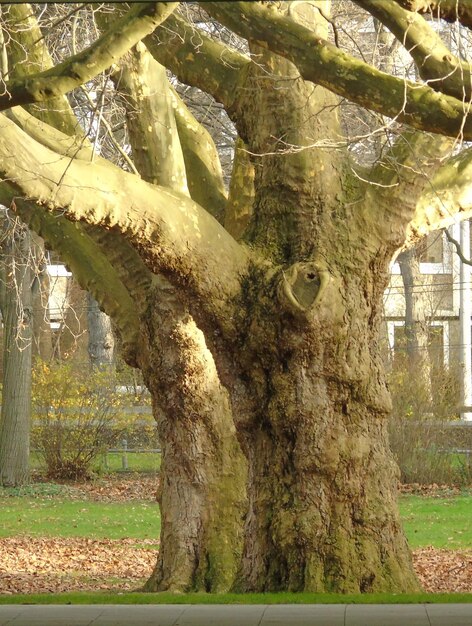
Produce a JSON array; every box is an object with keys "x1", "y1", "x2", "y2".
[
  {"x1": 97, "y1": 451, "x2": 161, "y2": 473},
  {"x1": 3, "y1": 591, "x2": 472, "y2": 605},
  {"x1": 0, "y1": 497, "x2": 160, "y2": 540},
  {"x1": 0, "y1": 488, "x2": 470, "y2": 549},
  {"x1": 399, "y1": 494, "x2": 472, "y2": 549}
]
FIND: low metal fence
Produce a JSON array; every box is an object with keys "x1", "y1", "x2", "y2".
[{"x1": 104, "y1": 439, "x2": 161, "y2": 470}]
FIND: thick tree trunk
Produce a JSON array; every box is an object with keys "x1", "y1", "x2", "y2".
[
  {"x1": 218, "y1": 4, "x2": 419, "y2": 592},
  {"x1": 228, "y1": 259, "x2": 418, "y2": 593},
  {"x1": 115, "y1": 44, "x2": 247, "y2": 592},
  {"x1": 87, "y1": 293, "x2": 115, "y2": 368},
  {"x1": 141, "y1": 284, "x2": 246, "y2": 592},
  {"x1": 0, "y1": 223, "x2": 33, "y2": 487}
]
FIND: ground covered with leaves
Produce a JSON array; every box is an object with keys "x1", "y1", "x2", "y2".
[
  {"x1": 0, "y1": 476, "x2": 471, "y2": 595},
  {"x1": 0, "y1": 536, "x2": 156, "y2": 594}
]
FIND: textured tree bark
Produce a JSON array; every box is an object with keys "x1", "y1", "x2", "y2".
[
  {"x1": 228, "y1": 259, "x2": 417, "y2": 592},
  {"x1": 224, "y1": 138, "x2": 255, "y2": 240},
  {"x1": 0, "y1": 222, "x2": 33, "y2": 487},
  {"x1": 211, "y1": 5, "x2": 419, "y2": 592},
  {"x1": 140, "y1": 283, "x2": 246, "y2": 592}
]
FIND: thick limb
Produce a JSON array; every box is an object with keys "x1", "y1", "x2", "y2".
[
  {"x1": 355, "y1": 0, "x2": 472, "y2": 100},
  {"x1": 0, "y1": 113, "x2": 251, "y2": 339},
  {"x1": 362, "y1": 129, "x2": 453, "y2": 247},
  {"x1": 394, "y1": 0, "x2": 472, "y2": 29},
  {"x1": 1, "y1": 3, "x2": 80, "y2": 134},
  {"x1": 170, "y1": 85, "x2": 228, "y2": 222},
  {"x1": 202, "y1": 1, "x2": 472, "y2": 139},
  {"x1": 411, "y1": 145, "x2": 472, "y2": 239},
  {"x1": 144, "y1": 12, "x2": 249, "y2": 109},
  {"x1": 114, "y1": 43, "x2": 188, "y2": 194},
  {"x1": 10, "y1": 198, "x2": 141, "y2": 362}
]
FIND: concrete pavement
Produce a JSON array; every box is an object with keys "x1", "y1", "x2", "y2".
[{"x1": 0, "y1": 604, "x2": 472, "y2": 625}]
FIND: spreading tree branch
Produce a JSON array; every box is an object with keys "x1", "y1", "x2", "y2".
[
  {"x1": 394, "y1": 0, "x2": 472, "y2": 30},
  {"x1": 143, "y1": 12, "x2": 250, "y2": 109},
  {"x1": 115, "y1": 42, "x2": 188, "y2": 194},
  {"x1": 201, "y1": 1, "x2": 472, "y2": 140},
  {"x1": 5, "y1": 195, "x2": 141, "y2": 362},
  {"x1": 0, "y1": 7, "x2": 148, "y2": 362},
  {"x1": 366, "y1": 129, "x2": 453, "y2": 245},
  {"x1": 410, "y1": 145, "x2": 472, "y2": 240},
  {"x1": 0, "y1": 3, "x2": 178, "y2": 113},
  {"x1": 2, "y1": 3, "x2": 80, "y2": 134},
  {"x1": 0, "y1": 113, "x2": 251, "y2": 338},
  {"x1": 2, "y1": 7, "x2": 151, "y2": 334},
  {"x1": 355, "y1": 0, "x2": 472, "y2": 100},
  {"x1": 444, "y1": 227, "x2": 472, "y2": 265},
  {"x1": 170, "y1": 84, "x2": 227, "y2": 222}
]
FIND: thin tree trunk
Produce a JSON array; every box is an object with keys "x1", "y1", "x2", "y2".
[
  {"x1": 87, "y1": 292, "x2": 115, "y2": 368},
  {"x1": 31, "y1": 236, "x2": 52, "y2": 362},
  {"x1": 397, "y1": 248, "x2": 432, "y2": 403},
  {"x1": 57, "y1": 280, "x2": 88, "y2": 361},
  {"x1": 0, "y1": 222, "x2": 33, "y2": 487}
]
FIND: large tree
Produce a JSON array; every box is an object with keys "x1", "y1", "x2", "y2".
[
  {"x1": 1, "y1": 0, "x2": 472, "y2": 592},
  {"x1": 0, "y1": 2, "x2": 246, "y2": 592}
]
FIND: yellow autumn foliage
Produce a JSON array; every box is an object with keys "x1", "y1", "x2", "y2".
[{"x1": 31, "y1": 359, "x2": 156, "y2": 480}]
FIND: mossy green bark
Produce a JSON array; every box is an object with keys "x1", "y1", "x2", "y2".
[{"x1": 144, "y1": 12, "x2": 250, "y2": 109}]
